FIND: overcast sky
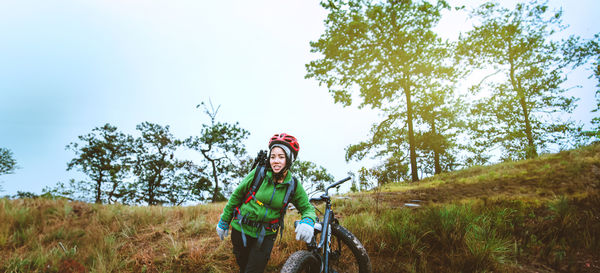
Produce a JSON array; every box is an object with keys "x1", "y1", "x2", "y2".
[{"x1": 1, "y1": 0, "x2": 598, "y2": 198}]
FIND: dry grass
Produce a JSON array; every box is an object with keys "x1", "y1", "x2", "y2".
[{"x1": 1, "y1": 144, "x2": 599, "y2": 272}]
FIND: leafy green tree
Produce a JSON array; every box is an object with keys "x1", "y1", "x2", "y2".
[
  {"x1": 186, "y1": 102, "x2": 250, "y2": 202},
  {"x1": 65, "y1": 124, "x2": 133, "y2": 204},
  {"x1": 0, "y1": 147, "x2": 17, "y2": 177},
  {"x1": 458, "y1": 1, "x2": 580, "y2": 160},
  {"x1": 129, "y1": 122, "x2": 188, "y2": 206},
  {"x1": 0, "y1": 147, "x2": 18, "y2": 192},
  {"x1": 306, "y1": 0, "x2": 452, "y2": 182},
  {"x1": 291, "y1": 160, "x2": 335, "y2": 194},
  {"x1": 413, "y1": 80, "x2": 465, "y2": 175}
]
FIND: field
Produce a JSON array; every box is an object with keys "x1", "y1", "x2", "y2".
[{"x1": 1, "y1": 144, "x2": 599, "y2": 272}]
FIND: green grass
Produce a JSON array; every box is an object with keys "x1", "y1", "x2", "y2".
[{"x1": 339, "y1": 194, "x2": 600, "y2": 272}]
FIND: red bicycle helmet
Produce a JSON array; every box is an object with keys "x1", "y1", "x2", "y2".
[{"x1": 269, "y1": 133, "x2": 300, "y2": 158}]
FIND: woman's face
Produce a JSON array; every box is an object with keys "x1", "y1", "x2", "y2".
[{"x1": 269, "y1": 147, "x2": 287, "y2": 174}]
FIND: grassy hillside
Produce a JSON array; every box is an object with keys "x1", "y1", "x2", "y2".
[{"x1": 1, "y1": 144, "x2": 599, "y2": 272}]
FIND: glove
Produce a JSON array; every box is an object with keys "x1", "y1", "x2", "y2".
[
  {"x1": 295, "y1": 218, "x2": 315, "y2": 243},
  {"x1": 216, "y1": 219, "x2": 230, "y2": 240}
]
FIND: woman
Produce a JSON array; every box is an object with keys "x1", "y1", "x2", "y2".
[{"x1": 216, "y1": 133, "x2": 316, "y2": 273}]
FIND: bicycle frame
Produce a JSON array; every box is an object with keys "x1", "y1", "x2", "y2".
[{"x1": 307, "y1": 177, "x2": 351, "y2": 273}]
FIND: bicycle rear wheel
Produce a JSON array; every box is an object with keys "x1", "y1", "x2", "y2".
[
  {"x1": 280, "y1": 250, "x2": 320, "y2": 273},
  {"x1": 328, "y1": 224, "x2": 372, "y2": 273}
]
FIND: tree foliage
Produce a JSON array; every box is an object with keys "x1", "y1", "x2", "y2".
[
  {"x1": 413, "y1": 80, "x2": 465, "y2": 174},
  {"x1": 65, "y1": 124, "x2": 132, "y2": 204},
  {"x1": 307, "y1": 0, "x2": 454, "y2": 182},
  {"x1": 0, "y1": 147, "x2": 18, "y2": 192},
  {"x1": 128, "y1": 122, "x2": 190, "y2": 206},
  {"x1": 564, "y1": 33, "x2": 600, "y2": 139},
  {"x1": 458, "y1": 1, "x2": 580, "y2": 160},
  {"x1": 291, "y1": 160, "x2": 335, "y2": 194},
  {"x1": 0, "y1": 147, "x2": 17, "y2": 177},
  {"x1": 60, "y1": 122, "x2": 213, "y2": 205},
  {"x1": 186, "y1": 101, "x2": 250, "y2": 202},
  {"x1": 593, "y1": 40, "x2": 600, "y2": 139}
]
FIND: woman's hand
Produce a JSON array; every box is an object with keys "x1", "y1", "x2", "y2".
[
  {"x1": 216, "y1": 219, "x2": 230, "y2": 240},
  {"x1": 295, "y1": 218, "x2": 315, "y2": 243}
]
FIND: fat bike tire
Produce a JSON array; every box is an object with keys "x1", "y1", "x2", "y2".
[
  {"x1": 280, "y1": 250, "x2": 320, "y2": 273},
  {"x1": 329, "y1": 224, "x2": 372, "y2": 273}
]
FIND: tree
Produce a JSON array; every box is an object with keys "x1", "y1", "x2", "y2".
[
  {"x1": 306, "y1": 0, "x2": 452, "y2": 182},
  {"x1": 129, "y1": 122, "x2": 188, "y2": 206},
  {"x1": 65, "y1": 124, "x2": 132, "y2": 204},
  {"x1": 0, "y1": 147, "x2": 17, "y2": 176},
  {"x1": 413, "y1": 79, "x2": 465, "y2": 175},
  {"x1": 186, "y1": 102, "x2": 250, "y2": 202},
  {"x1": 0, "y1": 147, "x2": 18, "y2": 192},
  {"x1": 291, "y1": 160, "x2": 335, "y2": 195},
  {"x1": 458, "y1": 1, "x2": 580, "y2": 160}
]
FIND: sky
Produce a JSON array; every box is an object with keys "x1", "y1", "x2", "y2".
[{"x1": 0, "y1": 0, "x2": 598, "y2": 198}]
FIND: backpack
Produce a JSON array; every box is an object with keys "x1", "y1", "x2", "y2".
[{"x1": 233, "y1": 150, "x2": 297, "y2": 247}]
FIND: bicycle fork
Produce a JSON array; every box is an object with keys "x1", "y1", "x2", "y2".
[{"x1": 318, "y1": 204, "x2": 333, "y2": 273}]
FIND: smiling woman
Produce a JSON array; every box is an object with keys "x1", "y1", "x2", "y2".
[
  {"x1": 215, "y1": 133, "x2": 316, "y2": 273},
  {"x1": 269, "y1": 148, "x2": 287, "y2": 179},
  {"x1": 268, "y1": 133, "x2": 299, "y2": 183}
]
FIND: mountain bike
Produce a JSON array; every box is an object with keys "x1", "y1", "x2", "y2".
[{"x1": 281, "y1": 177, "x2": 372, "y2": 273}]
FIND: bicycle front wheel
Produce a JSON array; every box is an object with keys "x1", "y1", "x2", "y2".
[
  {"x1": 328, "y1": 223, "x2": 372, "y2": 273},
  {"x1": 280, "y1": 250, "x2": 320, "y2": 273}
]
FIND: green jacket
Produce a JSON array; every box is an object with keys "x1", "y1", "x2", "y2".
[{"x1": 220, "y1": 167, "x2": 316, "y2": 238}]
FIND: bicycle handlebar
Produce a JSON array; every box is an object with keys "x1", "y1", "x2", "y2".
[
  {"x1": 326, "y1": 176, "x2": 351, "y2": 192},
  {"x1": 310, "y1": 177, "x2": 352, "y2": 203}
]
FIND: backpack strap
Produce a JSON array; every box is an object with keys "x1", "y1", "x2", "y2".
[
  {"x1": 234, "y1": 165, "x2": 266, "y2": 247},
  {"x1": 276, "y1": 176, "x2": 297, "y2": 242},
  {"x1": 244, "y1": 165, "x2": 266, "y2": 203},
  {"x1": 242, "y1": 150, "x2": 268, "y2": 205},
  {"x1": 282, "y1": 176, "x2": 296, "y2": 209}
]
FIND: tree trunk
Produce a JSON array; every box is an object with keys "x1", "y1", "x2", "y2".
[
  {"x1": 404, "y1": 85, "x2": 419, "y2": 182},
  {"x1": 508, "y1": 47, "x2": 537, "y2": 159},
  {"x1": 108, "y1": 178, "x2": 118, "y2": 204},
  {"x1": 148, "y1": 176, "x2": 156, "y2": 205},
  {"x1": 518, "y1": 92, "x2": 537, "y2": 159},
  {"x1": 95, "y1": 173, "x2": 103, "y2": 204},
  {"x1": 210, "y1": 159, "x2": 219, "y2": 202},
  {"x1": 431, "y1": 121, "x2": 442, "y2": 175}
]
